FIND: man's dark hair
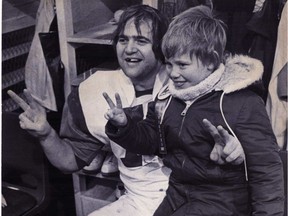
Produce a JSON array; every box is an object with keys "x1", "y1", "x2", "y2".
[{"x1": 113, "y1": 4, "x2": 169, "y2": 63}]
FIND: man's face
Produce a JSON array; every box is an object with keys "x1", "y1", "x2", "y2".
[{"x1": 116, "y1": 18, "x2": 161, "y2": 85}]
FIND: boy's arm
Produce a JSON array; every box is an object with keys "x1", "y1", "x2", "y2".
[
  {"x1": 104, "y1": 92, "x2": 246, "y2": 163},
  {"x1": 104, "y1": 92, "x2": 159, "y2": 154},
  {"x1": 236, "y1": 95, "x2": 284, "y2": 215}
]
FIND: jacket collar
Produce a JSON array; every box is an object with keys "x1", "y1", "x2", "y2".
[
  {"x1": 166, "y1": 55, "x2": 263, "y2": 101},
  {"x1": 169, "y1": 64, "x2": 224, "y2": 101}
]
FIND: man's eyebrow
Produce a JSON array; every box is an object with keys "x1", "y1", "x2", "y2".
[
  {"x1": 118, "y1": 34, "x2": 151, "y2": 42},
  {"x1": 118, "y1": 34, "x2": 127, "y2": 38},
  {"x1": 134, "y1": 35, "x2": 151, "y2": 42}
]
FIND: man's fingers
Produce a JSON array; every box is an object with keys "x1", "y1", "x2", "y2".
[
  {"x1": 23, "y1": 89, "x2": 38, "y2": 109},
  {"x1": 19, "y1": 114, "x2": 36, "y2": 130},
  {"x1": 115, "y1": 93, "x2": 123, "y2": 109},
  {"x1": 203, "y1": 119, "x2": 222, "y2": 145},
  {"x1": 103, "y1": 92, "x2": 115, "y2": 108},
  {"x1": 7, "y1": 90, "x2": 29, "y2": 111}
]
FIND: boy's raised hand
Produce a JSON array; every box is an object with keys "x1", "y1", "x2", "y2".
[
  {"x1": 203, "y1": 119, "x2": 245, "y2": 165},
  {"x1": 7, "y1": 89, "x2": 51, "y2": 138},
  {"x1": 103, "y1": 92, "x2": 127, "y2": 127}
]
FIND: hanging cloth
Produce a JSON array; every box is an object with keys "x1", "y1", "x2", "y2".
[
  {"x1": 246, "y1": 0, "x2": 280, "y2": 101},
  {"x1": 25, "y1": 0, "x2": 57, "y2": 111},
  {"x1": 266, "y1": 3, "x2": 287, "y2": 150}
]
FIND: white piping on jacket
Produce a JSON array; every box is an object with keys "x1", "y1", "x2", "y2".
[{"x1": 220, "y1": 91, "x2": 248, "y2": 181}]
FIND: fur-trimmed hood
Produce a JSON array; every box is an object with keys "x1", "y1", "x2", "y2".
[
  {"x1": 215, "y1": 55, "x2": 263, "y2": 94},
  {"x1": 166, "y1": 55, "x2": 264, "y2": 101}
]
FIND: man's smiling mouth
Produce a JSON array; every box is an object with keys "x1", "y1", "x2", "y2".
[{"x1": 125, "y1": 58, "x2": 142, "y2": 63}]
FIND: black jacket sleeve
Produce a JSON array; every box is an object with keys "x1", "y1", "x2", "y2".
[
  {"x1": 235, "y1": 94, "x2": 284, "y2": 215},
  {"x1": 105, "y1": 101, "x2": 159, "y2": 155}
]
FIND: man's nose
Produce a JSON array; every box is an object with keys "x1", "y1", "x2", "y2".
[{"x1": 125, "y1": 40, "x2": 137, "y2": 53}]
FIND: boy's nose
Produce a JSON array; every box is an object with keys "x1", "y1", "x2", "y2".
[{"x1": 169, "y1": 67, "x2": 181, "y2": 78}]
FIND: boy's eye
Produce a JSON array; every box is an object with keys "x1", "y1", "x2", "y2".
[{"x1": 179, "y1": 63, "x2": 187, "y2": 69}]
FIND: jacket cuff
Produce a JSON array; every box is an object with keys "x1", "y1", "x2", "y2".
[{"x1": 105, "y1": 116, "x2": 132, "y2": 139}]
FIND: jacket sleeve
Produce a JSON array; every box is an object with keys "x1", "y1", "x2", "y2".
[
  {"x1": 235, "y1": 93, "x2": 284, "y2": 215},
  {"x1": 60, "y1": 87, "x2": 104, "y2": 166},
  {"x1": 106, "y1": 101, "x2": 159, "y2": 155}
]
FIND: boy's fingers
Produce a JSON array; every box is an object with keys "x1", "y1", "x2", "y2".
[
  {"x1": 7, "y1": 90, "x2": 29, "y2": 111},
  {"x1": 217, "y1": 125, "x2": 231, "y2": 142},
  {"x1": 115, "y1": 93, "x2": 123, "y2": 108},
  {"x1": 106, "y1": 109, "x2": 115, "y2": 119},
  {"x1": 203, "y1": 119, "x2": 222, "y2": 145},
  {"x1": 210, "y1": 145, "x2": 225, "y2": 165},
  {"x1": 218, "y1": 126, "x2": 240, "y2": 155},
  {"x1": 223, "y1": 139, "x2": 237, "y2": 156},
  {"x1": 231, "y1": 156, "x2": 244, "y2": 165},
  {"x1": 225, "y1": 143, "x2": 245, "y2": 164},
  {"x1": 103, "y1": 92, "x2": 115, "y2": 108},
  {"x1": 225, "y1": 149, "x2": 244, "y2": 165},
  {"x1": 224, "y1": 149, "x2": 239, "y2": 163}
]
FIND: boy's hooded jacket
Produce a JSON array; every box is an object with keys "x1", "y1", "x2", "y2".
[{"x1": 106, "y1": 55, "x2": 285, "y2": 215}]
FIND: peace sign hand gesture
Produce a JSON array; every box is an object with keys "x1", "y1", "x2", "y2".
[
  {"x1": 103, "y1": 92, "x2": 128, "y2": 127},
  {"x1": 7, "y1": 89, "x2": 51, "y2": 139},
  {"x1": 203, "y1": 119, "x2": 245, "y2": 165}
]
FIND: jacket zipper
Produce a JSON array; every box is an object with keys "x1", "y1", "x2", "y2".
[
  {"x1": 178, "y1": 101, "x2": 193, "y2": 137},
  {"x1": 158, "y1": 96, "x2": 172, "y2": 154}
]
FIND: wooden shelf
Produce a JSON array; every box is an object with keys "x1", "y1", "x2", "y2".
[
  {"x1": 2, "y1": 42, "x2": 32, "y2": 61},
  {"x1": 76, "y1": 170, "x2": 120, "y2": 182},
  {"x1": 67, "y1": 23, "x2": 117, "y2": 44},
  {"x1": 2, "y1": 68, "x2": 25, "y2": 89}
]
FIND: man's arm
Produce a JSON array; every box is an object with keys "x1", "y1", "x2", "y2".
[{"x1": 8, "y1": 89, "x2": 89, "y2": 173}]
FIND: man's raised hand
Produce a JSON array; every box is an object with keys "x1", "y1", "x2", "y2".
[
  {"x1": 203, "y1": 119, "x2": 245, "y2": 165},
  {"x1": 103, "y1": 92, "x2": 128, "y2": 127},
  {"x1": 7, "y1": 89, "x2": 51, "y2": 138}
]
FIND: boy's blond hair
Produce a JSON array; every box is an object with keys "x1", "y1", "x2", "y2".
[{"x1": 162, "y1": 5, "x2": 227, "y2": 69}]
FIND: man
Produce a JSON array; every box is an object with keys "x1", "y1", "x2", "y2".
[{"x1": 8, "y1": 5, "x2": 244, "y2": 216}]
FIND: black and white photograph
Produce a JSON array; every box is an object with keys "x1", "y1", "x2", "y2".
[{"x1": 1, "y1": 0, "x2": 287, "y2": 215}]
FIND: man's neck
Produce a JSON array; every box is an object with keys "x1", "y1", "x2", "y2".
[
  {"x1": 133, "y1": 63, "x2": 165, "y2": 91},
  {"x1": 133, "y1": 75, "x2": 156, "y2": 91}
]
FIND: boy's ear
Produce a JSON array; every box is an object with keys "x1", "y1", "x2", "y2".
[{"x1": 207, "y1": 63, "x2": 214, "y2": 71}]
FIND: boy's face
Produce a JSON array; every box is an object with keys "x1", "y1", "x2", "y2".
[
  {"x1": 116, "y1": 18, "x2": 161, "y2": 85},
  {"x1": 166, "y1": 53, "x2": 212, "y2": 90}
]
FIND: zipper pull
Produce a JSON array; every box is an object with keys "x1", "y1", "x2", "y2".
[{"x1": 181, "y1": 102, "x2": 192, "y2": 116}]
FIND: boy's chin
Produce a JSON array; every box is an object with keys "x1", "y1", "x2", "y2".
[
  {"x1": 169, "y1": 81, "x2": 182, "y2": 92},
  {"x1": 172, "y1": 82, "x2": 187, "y2": 90}
]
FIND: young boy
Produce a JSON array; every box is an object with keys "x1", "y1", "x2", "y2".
[{"x1": 104, "y1": 5, "x2": 284, "y2": 216}]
